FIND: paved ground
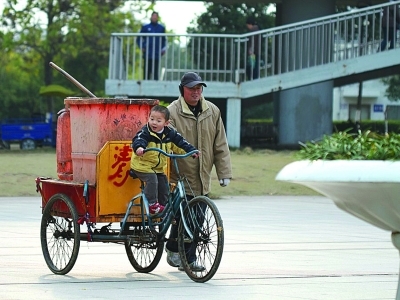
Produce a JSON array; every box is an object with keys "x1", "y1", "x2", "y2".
[{"x1": 0, "y1": 196, "x2": 398, "y2": 300}]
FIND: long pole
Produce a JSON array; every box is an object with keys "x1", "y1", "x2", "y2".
[{"x1": 49, "y1": 62, "x2": 97, "y2": 98}]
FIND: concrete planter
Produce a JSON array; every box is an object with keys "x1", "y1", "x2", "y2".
[{"x1": 276, "y1": 160, "x2": 400, "y2": 299}]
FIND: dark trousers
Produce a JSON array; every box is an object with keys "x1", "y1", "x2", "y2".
[
  {"x1": 132, "y1": 171, "x2": 168, "y2": 205},
  {"x1": 143, "y1": 58, "x2": 160, "y2": 80},
  {"x1": 380, "y1": 27, "x2": 396, "y2": 51},
  {"x1": 246, "y1": 55, "x2": 260, "y2": 80},
  {"x1": 166, "y1": 195, "x2": 207, "y2": 263}
]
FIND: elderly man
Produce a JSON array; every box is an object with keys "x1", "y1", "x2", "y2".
[{"x1": 165, "y1": 72, "x2": 232, "y2": 271}]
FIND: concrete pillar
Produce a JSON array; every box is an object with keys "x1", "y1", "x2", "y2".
[
  {"x1": 226, "y1": 98, "x2": 241, "y2": 148},
  {"x1": 275, "y1": 0, "x2": 335, "y2": 147}
]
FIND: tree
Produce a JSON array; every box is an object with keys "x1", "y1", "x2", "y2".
[
  {"x1": 382, "y1": 76, "x2": 400, "y2": 101},
  {"x1": 188, "y1": 3, "x2": 275, "y2": 34},
  {"x1": 0, "y1": 26, "x2": 45, "y2": 120},
  {"x1": 61, "y1": 1, "x2": 144, "y2": 96},
  {"x1": 0, "y1": 0, "x2": 143, "y2": 116},
  {"x1": 2, "y1": 0, "x2": 78, "y2": 113},
  {"x1": 0, "y1": 51, "x2": 45, "y2": 120},
  {"x1": 184, "y1": 3, "x2": 275, "y2": 82}
]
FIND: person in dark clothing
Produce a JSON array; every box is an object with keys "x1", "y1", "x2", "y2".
[
  {"x1": 137, "y1": 12, "x2": 167, "y2": 80},
  {"x1": 379, "y1": 1, "x2": 400, "y2": 51},
  {"x1": 246, "y1": 17, "x2": 261, "y2": 80}
]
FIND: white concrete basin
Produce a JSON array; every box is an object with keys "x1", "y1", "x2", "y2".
[
  {"x1": 276, "y1": 160, "x2": 400, "y2": 299},
  {"x1": 276, "y1": 160, "x2": 400, "y2": 232}
]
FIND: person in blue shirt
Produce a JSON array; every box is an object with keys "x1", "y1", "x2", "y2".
[{"x1": 137, "y1": 12, "x2": 167, "y2": 80}]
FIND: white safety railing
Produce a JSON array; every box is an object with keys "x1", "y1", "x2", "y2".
[{"x1": 108, "y1": 1, "x2": 399, "y2": 84}]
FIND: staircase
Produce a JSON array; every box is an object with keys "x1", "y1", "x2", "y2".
[{"x1": 106, "y1": 1, "x2": 400, "y2": 99}]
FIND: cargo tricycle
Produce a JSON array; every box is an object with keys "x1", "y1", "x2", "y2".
[{"x1": 35, "y1": 64, "x2": 224, "y2": 283}]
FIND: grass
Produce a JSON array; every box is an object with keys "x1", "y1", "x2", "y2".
[
  {"x1": 209, "y1": 147, "x2": 317, "y2": 198},
  {"x1": 0, "y1": 147, "x2": 317, "y2": 197},
  {"x1": 0, "y1": 148, "x2": 57, "y2": 196}
]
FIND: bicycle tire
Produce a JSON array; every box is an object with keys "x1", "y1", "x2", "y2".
[
  {"x1": 177, "y1": 196, "x2": 224, "y2": 283},
  {"x1": 125, "y1": 224, "x2": 164, "y2": 273},
  {"x1": 40, "y1": 193, "x2": 80, "y2": 275}
]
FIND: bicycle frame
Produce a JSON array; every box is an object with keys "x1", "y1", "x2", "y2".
[{"x1": 120, "y1": 147, "x2": 199, "y2": 240}]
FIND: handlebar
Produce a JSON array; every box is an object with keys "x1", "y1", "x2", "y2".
[{"x1": 143, "y1": 147, "x2": 199, "y2": 158}]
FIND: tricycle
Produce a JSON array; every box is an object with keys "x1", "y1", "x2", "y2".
[{"x1": 35, "y1": 63, "x2": 224, "y2": 283}]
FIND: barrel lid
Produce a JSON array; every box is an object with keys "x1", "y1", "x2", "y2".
[{"x1": 64, "y1": 97, "x2": 159, "y2": 105}]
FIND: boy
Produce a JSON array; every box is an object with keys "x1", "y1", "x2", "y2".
[{"x1": 130, "y1": 105, "x2": 199, "y2": 214}]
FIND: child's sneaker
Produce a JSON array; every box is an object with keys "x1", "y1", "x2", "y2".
[{"x1": 149, "y1": 202, "x2": 164, "y2": 214}]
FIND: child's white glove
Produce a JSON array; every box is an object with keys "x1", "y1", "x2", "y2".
[{"x1": 219, "y1": 178, "x2": 230, "y2": 187}]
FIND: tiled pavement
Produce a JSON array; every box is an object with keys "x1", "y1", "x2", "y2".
[{"x1": 0, "y1": 196, "x2": 397, "y2": 300}]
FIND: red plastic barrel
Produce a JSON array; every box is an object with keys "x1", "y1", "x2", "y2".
[{"x1": 64, "y1": 98, "x2": 159, "y2": 183}]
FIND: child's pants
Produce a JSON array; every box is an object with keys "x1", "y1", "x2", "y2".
[{"x1": 132, "y1": 171, "x2": 169, "y2": 205}]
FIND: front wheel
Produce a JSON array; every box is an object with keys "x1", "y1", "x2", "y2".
[
  {"x1": 40, "y1": 193, "x2": 80, "y2": 275},
  {"x1": 125, "y1": 225, "x2": 164, "y2": 273},
  {"x1": 20, "y1": 138, "x2": 36, "y2": 150},
  {"x1": 178, "y1": 196, "x2": 224, "y2": 283}
]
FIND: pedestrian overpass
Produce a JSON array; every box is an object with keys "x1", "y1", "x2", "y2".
[{"x1": 106, "y1": 2, "x2": 400, "y2": 147}]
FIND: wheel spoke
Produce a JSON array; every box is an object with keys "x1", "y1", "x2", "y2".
[
  {"x1": 40, "y1": 194, "x2": 80, "y2": 275},
  {"x1": 178, "y1": 196, "x2": 224, "y2": 283},
  {"x1": 125, "y1": 225, "x2": 163, "y2": 273},
  {"x1": 46, "y1": 216, "x2": 75, "y2": 270}
]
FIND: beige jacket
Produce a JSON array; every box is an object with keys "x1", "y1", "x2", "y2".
[{"x1": 167, "y1": 96, "x2": 232, "y2": 196}]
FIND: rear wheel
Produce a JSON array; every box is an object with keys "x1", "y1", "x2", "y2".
[
  {"x1": 40, "y1": 193, "x2": 80, "y2": 275},
  {"x1": 20, "y1": 138, "x2": 36, "y2": 150},
  {"x1": 125, "y1": 225, "x2": 164, "y2": 273},
  {"x1": 178, "y1": 196, "x2": 224, "y2": 283}
]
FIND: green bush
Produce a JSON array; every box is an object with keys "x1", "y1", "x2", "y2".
[{"x1": 297, "y1": 130, "x2": 400, "y2": 160}]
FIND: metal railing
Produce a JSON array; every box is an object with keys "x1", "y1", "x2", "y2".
[{"x1": 108, "y1": 1, "x2": 399, "y2": 84}]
